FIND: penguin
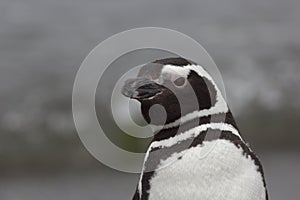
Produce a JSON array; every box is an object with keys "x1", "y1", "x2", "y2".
[{"x1": 122, "y1": 57, "x2": 268, "y2": 200}]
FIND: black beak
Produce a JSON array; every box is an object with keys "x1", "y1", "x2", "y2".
[{"x1": 122, "y1": 77, "x2": 163, "y2": 100}]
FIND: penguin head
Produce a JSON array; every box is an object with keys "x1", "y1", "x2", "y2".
[{"x1": 122, "y1": 57, "x2": 224, "y2": 126}]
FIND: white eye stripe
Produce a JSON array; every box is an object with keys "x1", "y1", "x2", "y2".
[
  {"x1": 154, "y1": 64, "x2": 228, "y2": 130},
  {"x1": 160, "y1": 65, "x2": 190, "y2": 87},
  {"x1": 161, "y1": 65, "x2": 190, "y2": 79}
]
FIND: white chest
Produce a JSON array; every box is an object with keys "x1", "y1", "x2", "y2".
[{"x1": 147, "y1": 139, "x2": 266, "y2": 200}]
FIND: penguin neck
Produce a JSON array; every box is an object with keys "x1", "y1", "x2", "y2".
[{"x1": 152, "y1": 110, "x2": 238, "y2": 142}]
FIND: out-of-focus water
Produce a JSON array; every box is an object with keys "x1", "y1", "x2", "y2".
[{"x1": 0, "y1": 152, "x2": 298, "y2": 200}]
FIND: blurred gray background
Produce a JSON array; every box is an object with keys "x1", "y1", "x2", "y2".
[{"x1": 1, "y1": 0, "x2": 300, "y2": 199}]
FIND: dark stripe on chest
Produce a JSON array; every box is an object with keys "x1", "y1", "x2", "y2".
[{"x1": 152, "y1": 111, "x2": 238, "y2": 142}]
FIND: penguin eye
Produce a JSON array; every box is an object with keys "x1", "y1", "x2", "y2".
[{"x1": 173, "y1": 77, "x2": 186, "y2": 87}]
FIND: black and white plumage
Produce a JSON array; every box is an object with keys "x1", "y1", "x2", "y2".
[{"x1": 122, "y1": 57, "x2": 268, "y2": 200}]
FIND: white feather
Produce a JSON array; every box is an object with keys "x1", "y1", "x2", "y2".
[
  {"x1": 149, "y1": 139, "x2": 266, "y2": 200},
  {"x1": 138, "y1": 123, "x2": 242, "y2": 197}
]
